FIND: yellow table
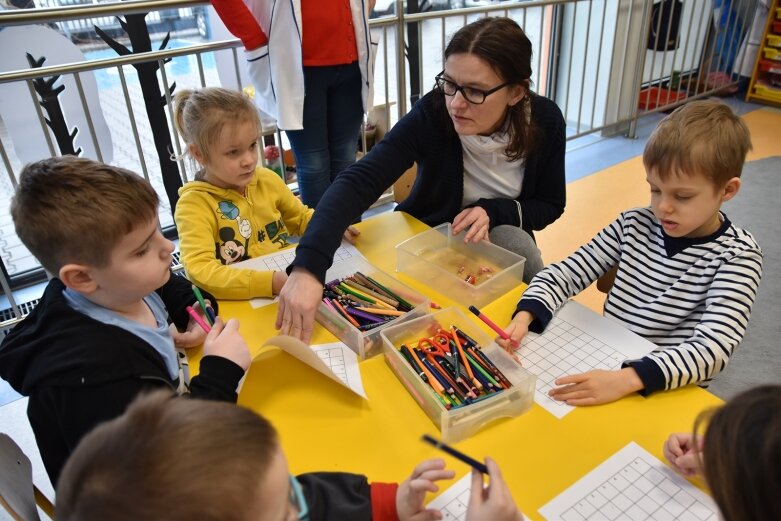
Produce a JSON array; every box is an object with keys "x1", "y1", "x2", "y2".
[{"x1": 194, "y1": 211, "x2": 722, "y2": 520}]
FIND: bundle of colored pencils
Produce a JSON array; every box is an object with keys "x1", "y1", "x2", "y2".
[
  {"x1": 396, "y1": 325, "x2": 513, "y2": 410},
  {"x1": 322, "y1": 272, "x2": 414, "y2": 331}
]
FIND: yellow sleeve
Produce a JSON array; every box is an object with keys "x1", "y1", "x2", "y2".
[
  {"x1": 263, "y1": 169, "x2": 314, "y2": 236},
  {"x1": 175, "y1": 191, "x2": 275, "y2": 299}
]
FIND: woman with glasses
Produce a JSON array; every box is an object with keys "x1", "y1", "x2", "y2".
[{"x1": 277, "y1": 17, "x2": 566, "y2": 344}]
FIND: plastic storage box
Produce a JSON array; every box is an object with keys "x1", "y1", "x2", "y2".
[
  {"x1": 395, "y1": 223, "x2": 525, "y2": 309},
  {"x1": 381, "y1": 308, "x2": 536, "y2": 442},
  {"x1": 317, "y1": 255, "x2": 429, "y2": 359}
]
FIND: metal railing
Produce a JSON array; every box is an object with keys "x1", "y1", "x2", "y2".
[{"x1": 0, "y1": 0, "x2": 759, "y2": 328}]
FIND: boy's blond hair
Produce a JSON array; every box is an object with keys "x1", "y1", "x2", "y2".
[
  {"x1": 10, "y1": 156, "x2": 159, "y2": 274},
  {"x1": 56, "y1": 391, "x2": 279, "y2": 521},
  {"x1": 173, "y1": 87, "x2": 259, "y2": 180},
  {"x1": 643, "y1": 100, "x2": 752, "y2": 187}
]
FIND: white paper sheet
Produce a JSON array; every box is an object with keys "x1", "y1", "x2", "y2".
[
  {"x1": 261, "y1": 336, "x2": 367, "y2": 399},
  {"x1": 231, "y1": 242, "x2": 364, "y2": 308},
  {"x1": 538, "y1": 442, "x2": 718, "y2": 521},
  {"x1": 427, "y1": 473, "x2": 529, "y2": 521},
  {"x1": 513, "y1": 301, "x2": 657, "y2": 418}
]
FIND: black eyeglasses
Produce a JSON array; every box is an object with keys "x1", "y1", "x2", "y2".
[{"x1": 435, "y1": 72, "x2": 508, "y2": 104}]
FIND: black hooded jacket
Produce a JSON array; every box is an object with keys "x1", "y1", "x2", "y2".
[{"x1": 0, "y1": 274, "x2": 244, "y2": 487}]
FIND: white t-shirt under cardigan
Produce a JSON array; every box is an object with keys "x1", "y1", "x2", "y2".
[{"x1": 515, "y1": 207, "x2": 763, "y2": 395}]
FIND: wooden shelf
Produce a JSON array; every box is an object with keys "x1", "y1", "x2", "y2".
[{"x1": 747, "y1": 0, "x2": 781, "y2": 107}]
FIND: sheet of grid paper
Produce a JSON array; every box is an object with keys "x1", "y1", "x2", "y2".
[
  {"x1": 228, "y1": 243, "x2": 364, "y2": 308},
  {"x1": 539, "y1": 442, "x2": 718, "y2": 520},
  {"x1": 260, "y1": 337, "x2": 367, "y2": 398},
  {"x1": 426, "y1": 473, "x2": 529, "y2": 521},
  {"x1": 513, "y1": 301, "x2": 657, "y2": 419}
]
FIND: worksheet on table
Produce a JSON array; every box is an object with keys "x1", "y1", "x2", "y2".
[
  {"x1": 260, "y1": 336, "x2": 367, "y2": 399},
  {"x1": 538, "y1": 442, "x2": 718, "y2": 520},
  {"x1": 426, "y1": 473, "x2": 530, "y2": 521},
  {"x1": 229, "y1": 242, "x2": 364, "y2": 309},
  {"x1": 513, "y1": 301, "x2": 657, "y2": 418}
]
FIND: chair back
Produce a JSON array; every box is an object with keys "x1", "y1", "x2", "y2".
[{"x1": 0, "y1": 433, "x2": 53, "y2": 520}]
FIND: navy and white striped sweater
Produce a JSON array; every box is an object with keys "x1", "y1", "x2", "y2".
[{"x1": 515, "y1": 207, "x2": 763, "y2": 395}]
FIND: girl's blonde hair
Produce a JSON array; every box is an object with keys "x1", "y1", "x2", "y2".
[{"x1": 173, "y1": 87, "x2": 260, "y2": 179}]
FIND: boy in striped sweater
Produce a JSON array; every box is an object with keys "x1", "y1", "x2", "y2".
[{"x1": 498, "y1": 100, "x2": 763, "y2": 405}]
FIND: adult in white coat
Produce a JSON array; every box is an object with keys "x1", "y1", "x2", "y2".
[{"x1": 211, "y1": 0, "x2": 376, "y2": 207}]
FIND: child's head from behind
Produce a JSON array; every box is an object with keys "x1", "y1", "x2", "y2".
[
  {"x1": 174, "y1": 87, "x2": 260, "y2": 192},
  {"x1": 56, "y1": 391, "x2": 302, "y2": 521},
  {"x1": 695, "y1": 384, "x2": 781, "y2": 521},
  {"x1": 11, "y1": 157, "x2": 172, "y2": 302},
  {"x1": 643, "y1": 101, "x2": 751, "y2": 238}
]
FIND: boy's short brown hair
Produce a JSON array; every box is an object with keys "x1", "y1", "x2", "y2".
[
  {"x1": 643, "y1": 100, "x2": 752, "y2": 187},
  {"x1": 10, "y1": 156, "x2": 159, "y2": 274},
  {"x1": 56, "y1": 391, "x2": 279, "y2": 521}
]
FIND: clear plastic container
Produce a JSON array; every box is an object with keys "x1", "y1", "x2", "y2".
[
  {"x1": 395, "y1": 223, "x2": 525, "y2": 308},
  {"x1": 317, "y1": 255, "x2": 429, "y2": 359},
  {"x1": 381, "y1": 308, "x2": 536, "y2": 442}
]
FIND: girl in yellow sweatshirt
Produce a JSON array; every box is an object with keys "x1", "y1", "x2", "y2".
[{"x1": 173, "y1": 87, "x2": 357, "y2": 300}]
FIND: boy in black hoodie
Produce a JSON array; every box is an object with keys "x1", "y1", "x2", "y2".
[{"x1": 0, "y1": 156, "x2": 251, "y2": 487}]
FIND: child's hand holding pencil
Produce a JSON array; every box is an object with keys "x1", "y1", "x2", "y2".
[
  {"x1": 468, "y1": 306, "x2": 524, "y2": 365},
  {"x1": 171, "y1": 302, "x2": 213, "y2": 349}
]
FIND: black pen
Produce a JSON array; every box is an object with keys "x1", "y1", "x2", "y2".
[{"x1": 421, "y1": 434, "x2": 488, "y2": 474}]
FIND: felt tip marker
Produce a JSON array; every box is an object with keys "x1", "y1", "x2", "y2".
[
  {"x1": 468, "y1": 305, "x2": 519, "y2": 349},
  {"x1": 191, "y1": 285, "x2": 213, "y2": 326},
  {"x1": 421, "y1": 434, "x2": 488, "y2": 474},
  {"x1": 186, "y1": 305, "x2": 211, "y2": 334}
]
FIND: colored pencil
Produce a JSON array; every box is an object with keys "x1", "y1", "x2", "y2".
[
  {"x1": 186, "y1": 305, "x2": 211, "y2": 333},
  {"x1": 422, "y1": 434, "x2": 488, "y2": 474}
]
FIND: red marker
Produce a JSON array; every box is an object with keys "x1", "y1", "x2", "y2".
[{"x1": 468, "y1": 305, "x2": 522, "y2": 364}]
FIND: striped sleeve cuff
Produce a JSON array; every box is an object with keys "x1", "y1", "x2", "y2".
[
  {"x1": 513, "y1": 298, "x2": 552, "y2": 333},
  {"x1": 622, "y1": 358, "x2": 666, "y2": 396}
]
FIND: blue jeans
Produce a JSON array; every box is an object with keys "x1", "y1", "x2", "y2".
[{"x1": 286, "y1": 61, "x2": 364, "y2": 208}]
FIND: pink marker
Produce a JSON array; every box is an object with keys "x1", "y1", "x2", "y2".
[
  {"x1": 186, "y1": 305, "x2": 211, "y2": 333},
  {"x1": 468, "y1": 305, "x2": 523, "y2": 364}
]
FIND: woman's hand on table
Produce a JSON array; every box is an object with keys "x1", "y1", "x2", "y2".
[
  {"x1": 452, "y1": 207, "x2": 490, "y2": 244},
  {"x1": 203, "y1": 317, "x2": 251, "y2": 371},
  {"x1": 663, "y1": 432, "x2": 704, "y2": 478},
  {"x1": 466, "y1": 458, "x2": 524, "y2": 521},
  {"x1": 396, "y1": 458, "x2": 455, "y2": 521},
  {"x1": 275, "y1": 267, "x2": 322, "y2": 344}
]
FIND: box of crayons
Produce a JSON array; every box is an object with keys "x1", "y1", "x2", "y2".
[
  {"x1": 395, "y1": 223, "x2": 526, "y2": 308},
  {"x1": 381, "y1": 307, "x2": 536, "y2": 442},
  {"x1": 317, "y1": 255, "x2": 430, "y2": 359}
]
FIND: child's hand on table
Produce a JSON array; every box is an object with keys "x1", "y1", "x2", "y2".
[
  {"x1": 272, "y1": 270, "x2": 288, "y2": 295},
  {"x1": 466, "y1": 458, "x2": 524, "y2": 521},
  {"x1": 663, "y1": 432, "x2": 704, "y2": 477},
  {"x1": 203, "y1": 317, "x2": 251, "y2": 371},
  {"x1": 170, "y1": 300, "x2": 211, "y2": 349},
  {"x1": 548, "y1": 367, "x2": 644, "y2": 406},
  {"x1": 343, "y1": 225, "x2": 360, "y2": 244},
  {"x1": 396, "y1": 458, "x2": 455, "y2": 521}
]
